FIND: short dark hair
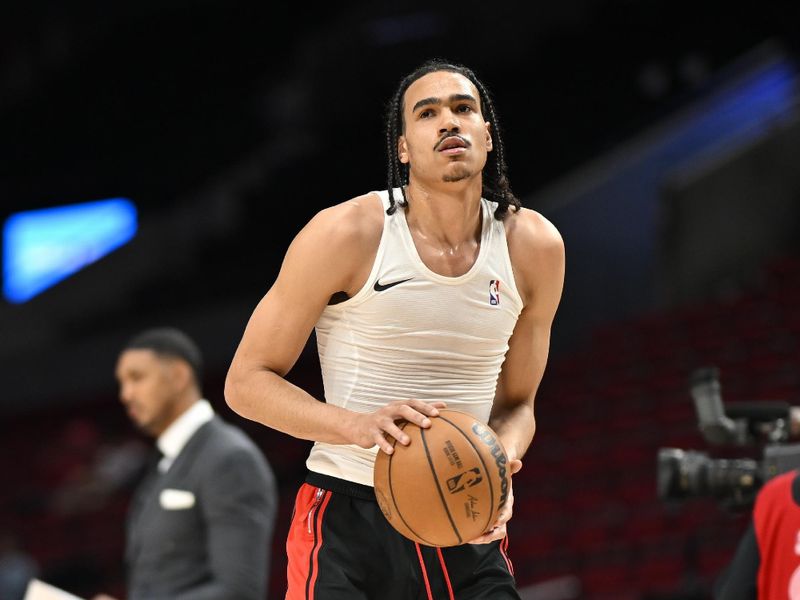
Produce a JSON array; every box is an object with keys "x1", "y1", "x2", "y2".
[
  {"x1": 385, "y1": 58, "x2": 521, "y2": 219},
  {"x1": 123, "y1": 327, "x2": 203, "y2": 386}
]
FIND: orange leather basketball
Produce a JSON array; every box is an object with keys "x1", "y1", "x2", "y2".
[{"x1": 373, "y1": 409, "x2": 510, "y2": 547}]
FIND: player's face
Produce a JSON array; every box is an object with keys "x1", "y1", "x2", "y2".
[
  {"x1": 115, "y1": 349, "x2": 181, "y2": 437},
  {"x1": 399, "y1": 70, "x2": 493, "y2": 186}
]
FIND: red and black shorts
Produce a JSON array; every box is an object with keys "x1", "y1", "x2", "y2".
[{"x1": 286, "y1": 471, "x2": 519, "y2": 600}]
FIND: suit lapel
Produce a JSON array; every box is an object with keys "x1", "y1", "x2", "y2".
[
  {"x1": 126, "y1": 448, "x2": 164, "y2": 561},
  {"x1": 162, "y1": 418, "x2": 214, "y2": 479}
]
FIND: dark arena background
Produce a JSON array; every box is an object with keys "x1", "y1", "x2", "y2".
[{"x1": 2, "y1": 1, "x2": 800, "y2": 598}]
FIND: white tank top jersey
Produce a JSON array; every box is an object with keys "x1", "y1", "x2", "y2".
[{"x1": 306, "y1": 189, "x2": 524, "y2": 486}]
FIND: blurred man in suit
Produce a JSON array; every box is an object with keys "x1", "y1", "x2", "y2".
[{"x1": 96, "y1": 327, "x2": 277, "y2": 600}]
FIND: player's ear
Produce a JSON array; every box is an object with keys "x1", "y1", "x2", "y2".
[
  {"x1": 398, "y1": 136, "x2": 409, "y2": 164},
  {"x1": 485, "y1": 122, "x2": 493, "y2": 152}
]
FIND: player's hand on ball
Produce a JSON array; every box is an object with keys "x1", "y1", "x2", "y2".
[
  {"x1": 468, "y1": 458, "x2": 522, "y2": 544},
  {"x1": 350, "y1": 400, "x2": 447, "y2": 454}
]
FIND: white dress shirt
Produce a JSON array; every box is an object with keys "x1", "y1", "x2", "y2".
[{"x1": 156, "y1": 399, "x2": 214, "y2": 473}]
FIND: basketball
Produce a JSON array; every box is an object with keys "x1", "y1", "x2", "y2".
[{"x1": 373, "y1": 409, "x2": 510, "y2": 547}]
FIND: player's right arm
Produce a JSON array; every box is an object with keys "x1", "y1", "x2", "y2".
[{"x1": 225, "y1": 195, "x2": 441, "y2": 454}]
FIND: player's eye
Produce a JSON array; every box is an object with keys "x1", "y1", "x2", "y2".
[{"x1": 456, "y1": 104, "x2": 473, "y2": 113}]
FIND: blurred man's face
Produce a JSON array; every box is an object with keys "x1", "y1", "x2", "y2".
[{"x1": 115, "y1": 349, "x2": 181, "y2": 437}]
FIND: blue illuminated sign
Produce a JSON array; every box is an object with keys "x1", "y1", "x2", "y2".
[{"x1": 3, "y1": 197, "x2": 138, "y2": 303}]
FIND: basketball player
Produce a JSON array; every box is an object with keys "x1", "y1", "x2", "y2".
[{"x1": 226, "y1": 59, "x2": 565, "y2": 598}]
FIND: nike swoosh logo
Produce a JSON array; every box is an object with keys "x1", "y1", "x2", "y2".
[{"x1": 373, "y1": 277, "x2": 413, "y2": 292}]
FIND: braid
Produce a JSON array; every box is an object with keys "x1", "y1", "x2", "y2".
[
  {"x1": 385, "y1": 93, "x2": 399, "y2": 215},
  {"x1": 469, "y1": 77, "x2": 521, "y2": 219},
  {"x1": 385, "y1": 89, "x2": 408, "y2": 215},
  {"x1": 383, "y1": 59, "x2": 521, "y2": 219}
]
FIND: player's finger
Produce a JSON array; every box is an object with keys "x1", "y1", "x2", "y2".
[
  {"x1": 395, "y1": 404, "x2": 434, "y2": 429},
  {"x1": 494, "y1": 508, "x2": 512, "y2": 529},
  {"x1": 374, "y1": 431, "x2": 396, "y2": 455},
  {"x1": 468, "y1": 523, "x2": 506, "y2": 545},
  {"x1": 406, "y1": 399, "x2": 445, "y2": 417},
  {"x1": 485, "y1": 504, "x2": 512, "y2": 534},
  {"x1": 383, "y1": 422, "x2": 411, "y2": 446}
]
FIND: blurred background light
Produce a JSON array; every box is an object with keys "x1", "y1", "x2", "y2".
[{"x1": 2, "y1": 198, "x2": 137, "y2": 303}]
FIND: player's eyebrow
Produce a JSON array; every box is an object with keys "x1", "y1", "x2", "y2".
[
  {"x1": 412, "y1": 93, "x2": 478, "y2": 113},
  {"x1": 449, "y1": 93, "x2": 478, "y2": 105},
  {"x1": 412, "y1": 97, "x2": 440, "y2": 113}
]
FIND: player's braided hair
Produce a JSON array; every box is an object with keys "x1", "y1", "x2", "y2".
[{"x1": 385, "y1": 59, "x2": 521, "y2": 220}]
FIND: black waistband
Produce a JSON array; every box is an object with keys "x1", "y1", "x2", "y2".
[{"x1": 306, "y1": 471, "x2": 376, "y2": 501}]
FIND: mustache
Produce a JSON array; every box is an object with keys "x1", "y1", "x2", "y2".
[{"x1": 434, "y1": 133, "x2": 470, "y2": 151}]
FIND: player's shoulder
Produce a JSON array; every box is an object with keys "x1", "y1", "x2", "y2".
[
  {"x1": 504, "y1": 206, "x2": 564, "y2": 257},
  {"x1": 300, "y1": 191, "x2": 384, "y2": 251},
  {"x1": 503, "y1": 208, "x2": 564, "y2": 304}
]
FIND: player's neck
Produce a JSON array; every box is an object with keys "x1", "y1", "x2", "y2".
[{"x1": 404, "y1": 180, "x2": 483, "y2": 248}]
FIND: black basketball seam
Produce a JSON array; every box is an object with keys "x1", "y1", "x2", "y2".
[
  {"x1": 420, "y1": 426, "x2": 463, "y2": 545},
  {"x1": 387, "y1": 423, "x2": 437, "y2": 546},
  {"x1": 438, "y1": 414, "x2": 496, "y2": 534}
]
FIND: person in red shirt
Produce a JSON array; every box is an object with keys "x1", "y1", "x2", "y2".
[{"x1": 715, "y1": 469, "x2": 800, "y2": 599}]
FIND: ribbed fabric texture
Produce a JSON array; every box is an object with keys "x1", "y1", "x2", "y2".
[{"x1": 306, "y1": 189, "x2": 523, "y2": 486}]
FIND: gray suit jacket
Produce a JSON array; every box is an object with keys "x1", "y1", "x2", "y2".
[{"x1": 126, "y1": 416, "x2": 277, "y2": 600}]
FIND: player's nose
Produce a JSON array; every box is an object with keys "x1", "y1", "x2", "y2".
[{"x1": 439, "y1": 111, "x2": 460, "y2": 134}]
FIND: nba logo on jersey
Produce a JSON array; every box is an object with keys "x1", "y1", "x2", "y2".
[{"x1": 489, "y1": 280, "x2": 501, "y2": 305}]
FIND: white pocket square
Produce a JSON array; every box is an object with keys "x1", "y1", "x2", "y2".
[{"x1": 160, "y1": 488, "x2": 196, "y2": 510}]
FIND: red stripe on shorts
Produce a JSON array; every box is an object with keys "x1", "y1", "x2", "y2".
[
  {"x1": 308, "y1": 490, "x2": 332, "y2": 599},
  {"x1": 415, "y1": 543, "x2": 434, "y2": 600},
  {"x1": 285, "y1": 484, "x2": 331, "y2": 600},
  {"x1": 436, "y1": 547, "x2": 455, "y2": 600},
  {"x1": 500, "y1": 535, "x2": 515, "y2": 576}
]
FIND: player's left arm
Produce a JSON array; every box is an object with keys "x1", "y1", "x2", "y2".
[
  {"x1": 491, "y1": 208, "x2": 564, "y2": 464},
  {"x1": 470, "y1": 208, "x2": 564, "y2": 544}
]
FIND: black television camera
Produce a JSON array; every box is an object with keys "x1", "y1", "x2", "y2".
[{"x1": 657, "y1": 367, "x2": 800, "y2": 510}]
